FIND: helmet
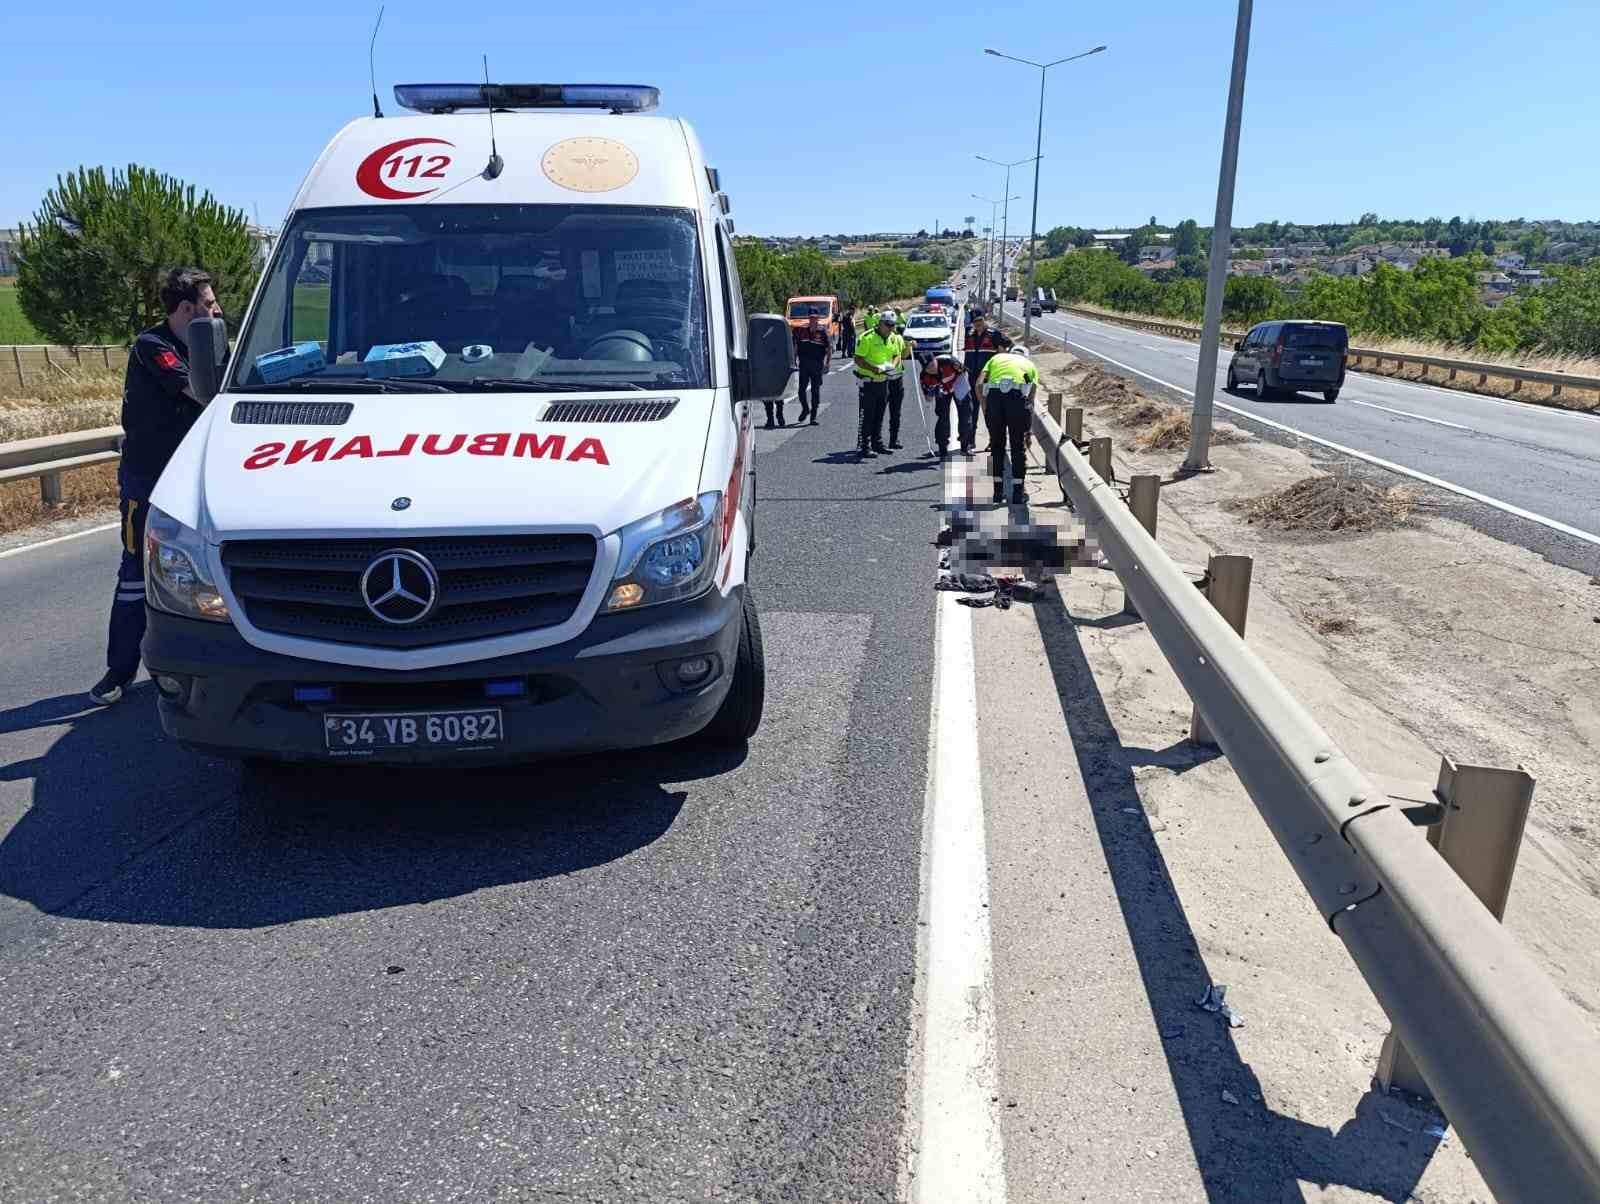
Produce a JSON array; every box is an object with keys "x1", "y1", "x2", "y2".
[
  {"x1": 1009, "y1": 344, "x2": 1029, "y2": 356},
  {"x1": 878, "y1": 310, "x2": 896, "y2": 325}
]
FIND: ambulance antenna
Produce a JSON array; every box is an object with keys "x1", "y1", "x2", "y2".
[
  {"x1": 368, "y1": 5, "x2": 385, "y2": 118},
  {"x1": 481, "y1": 55, "x2": 504, "y2": 180}
]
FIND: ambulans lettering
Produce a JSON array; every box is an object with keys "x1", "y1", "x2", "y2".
[
  {"x1": 243, "y1": 442, "x2": 287, "y2": 470},
  {"x1": 240, "y1": 434, "x2": 611, "y2": 470}
]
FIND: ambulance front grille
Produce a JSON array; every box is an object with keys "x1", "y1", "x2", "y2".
[
  {"x1": 541, "y1": 398, "x2": 678, "y2": 423},
  {"x1": 221, "y1": 534, "x2": 598, "y2": 649}
]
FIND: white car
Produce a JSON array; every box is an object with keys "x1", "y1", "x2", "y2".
[
  {"x1": 145, "y1": 82, "x2": 790, "y2": 765},
  {"x1": 904, "y1": 311, "x2": 954, "y2": 358}
]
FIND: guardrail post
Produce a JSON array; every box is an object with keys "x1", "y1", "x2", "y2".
[
  {"x1": 1189, "y1": 554, "x2": 1253, "y2": 745},
  {"x1": 1064, "y1": 407, "x2": 1084, "y2": 443},
  {"x1": 39, "y1": 470, "x2": 63, "y2": 507},
  {"x1": 1047, "y1": 391, "x2": 1062, "y2": 425},
  {"x1": 1376, "y1": 757, "x2": 1536, "y2": 1099},
  {"x1": 1088, "y1": 437, "x2": 1113, "y2": 483},
  {"x1": 1120, "y1": 475, "x2": 1162, "y2": 617}
]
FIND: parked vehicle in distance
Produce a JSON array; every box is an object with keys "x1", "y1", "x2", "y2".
[
  {"x1": 786, "y1": 295, "x2": 840, "y2": 359},
  {"x1": 924, "y1": 286, "x2": 955, "y2": 311},
  {"x1": 1227, "y1": 320, "x2": 1348, "y2": 402},
  {"x1": 1041, "y1": 288, "x2": 1058, "y2": 313},
  {"x1": 904, "y1": 310, "x2": 953, "y2": 358},
  {"x1": 1005, "y1": 286, "x2": 1019, "y2": 302}
]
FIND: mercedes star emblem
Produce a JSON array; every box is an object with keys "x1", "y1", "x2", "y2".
[
  {"x1": 391, "y1": 496, "x2": 411, "y2": 511},
  {"x1": 359, "y1": 549, "x2": 440, "y2": 625}
]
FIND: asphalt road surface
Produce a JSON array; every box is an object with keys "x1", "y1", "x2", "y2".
[
  {"x1": 1021, "y1": 309, "x2": 1600, "y2": 574},
  {"x1": 0, "y1": 364, "x2": 944, "y2": 1202}
]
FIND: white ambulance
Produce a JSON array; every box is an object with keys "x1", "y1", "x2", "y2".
[{"x1": 144, "y1": 83, "x2": 792, "y2": 764}]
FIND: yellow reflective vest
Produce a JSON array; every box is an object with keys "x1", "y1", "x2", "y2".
[{"x1": 855, "y1": 330, "x2": 899, "y2": 381}]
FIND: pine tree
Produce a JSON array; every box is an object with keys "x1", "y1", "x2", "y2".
[{"x1": 16, "y1": 165, "x2": 259, "y2": 345}]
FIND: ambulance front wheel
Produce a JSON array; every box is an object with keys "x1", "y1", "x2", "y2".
[{"x1": 702, "y1": 586, "x2": 765, "y2": 745}]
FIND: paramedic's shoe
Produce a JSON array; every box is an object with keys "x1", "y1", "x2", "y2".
[{"x1": 89, "y1": 671, "x2": 131, "y2": 706}]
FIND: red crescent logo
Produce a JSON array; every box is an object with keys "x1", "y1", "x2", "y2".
[{"x1": 356, "y1": 138, "x2": 455, "y2": 199}]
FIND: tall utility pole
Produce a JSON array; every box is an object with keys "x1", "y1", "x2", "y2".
[
  {"x1": 972, "y1": 194, "x2": 1003, "y2": 308},
  {"x1": 984, "y1": 44, "x2": 1106, "y2": 345},
  {"x1": 1181, "y1": 0, "x2": 1252, "y2": 473},
  {"x1": 977, "y1": 154, "x2": 1034, "y2": 328}
]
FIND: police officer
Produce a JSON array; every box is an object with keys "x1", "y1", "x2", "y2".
[
  {"x1": 793, "y1": 314, "x2": 829, "y2": 425},
  {"x1": 920, "y1": 351, "x2": 974, "y2": 459},
  {"x1": 839, "y1": 303, "x2": 857, "y2": 358},
  {"x1": 881, "y1": 316, "x2": 911, "y2": 451},
  {"x1": 852, "y1": 310, "x2": 897, "y2": 460},
  {"x1": 89, "y1": 267, "x2": 222, "y2": 705},
  {"x1": 975, "y1": 343, "x2": 1039, "y2": 505}
]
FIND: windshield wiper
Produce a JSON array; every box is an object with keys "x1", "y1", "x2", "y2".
[
  {"x1": 464, "y1": 377, "x2": 653, "y2": 392},
  {"x1": 246, "y1": 378, "x2": 454, "y2": 394}
]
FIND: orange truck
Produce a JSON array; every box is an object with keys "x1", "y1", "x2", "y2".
[{"x1": 785, "y1": 295, "x2": 839, "y2": 362}]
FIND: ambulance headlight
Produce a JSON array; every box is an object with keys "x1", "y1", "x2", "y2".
[
  {"x1": 145, "y1": 507, "x2": 230, "y2": 622},
  {"x1": 606, "y1": 491, "x2": 723, "y2": 611}
]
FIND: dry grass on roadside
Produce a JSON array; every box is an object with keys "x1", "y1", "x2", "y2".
[
  {"x1": 1232, "y1": 471, "x2": 1419, "y2": 533},
  {"x1": 1311, "y1": 613, "x2": 1361, "y2": 636},
  {"x1": 0, "y1": 367, "x2": 123, "y2": 442},
  {"x1": 0, "y1": 462, "x2": 121, "y2": 536}
]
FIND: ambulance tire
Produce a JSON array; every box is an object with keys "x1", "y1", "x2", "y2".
[{"x1": 703, "y1": 586, "x2": 765, "y2": 745}]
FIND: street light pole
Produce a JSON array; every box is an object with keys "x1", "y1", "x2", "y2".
[
  {"x1": 978, "y1": 154, "x2": 1034, "y2": 329},
  {"x1": 971, "y1": 193, "x2": 1002, "y2": 309},
  {"x1": 985, "y1": 44, "x2": 1107, "y2": 344},
  {"x1": 1181, "y1": 0, "x2": 1252, "y2": 473}
]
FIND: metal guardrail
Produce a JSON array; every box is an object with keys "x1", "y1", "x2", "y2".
[
  {"x1": 1032, "y1": 405, "x2": 1600, "y2": 1202},
  {"x1": 0, "y1": 427, "x2": 123, "y2": 504},
  {"x1": 1057, "y1": 306, "x2": 1600, "y2": 401}
]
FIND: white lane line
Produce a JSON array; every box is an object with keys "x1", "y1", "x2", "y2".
[
  {"x1": 906, "y1": 591, "x2": 1007, "y2": 1204},
  {"x1": 1348, "y1": 399, "x2": 1472, "y2": 430},
  {"x1": 0, "y1": 521, "x2": 120, "y2": 561},
  {"x1": 1047, "y1": 335, "x2": 1600, "y2": 548}
]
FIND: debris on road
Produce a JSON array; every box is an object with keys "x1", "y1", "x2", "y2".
[
  {"x1": 1195, "y1": 982, "x2": 1245, "y2": 1028},
  {"x1": 1221, "y1": 1089, "x2": 1240, "y2": 1106}
]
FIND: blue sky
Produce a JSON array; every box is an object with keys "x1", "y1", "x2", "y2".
[{"x1": 6, "y1": 1, "x2": 1597, "y2": 236}]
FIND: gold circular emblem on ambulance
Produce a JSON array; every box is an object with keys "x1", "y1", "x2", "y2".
[{"x1": 541, "y1": 138, "x2": 639, "y2": 193}]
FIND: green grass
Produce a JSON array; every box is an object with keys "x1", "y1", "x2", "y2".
[
  {"x1": 0, "y1": 285, "x2": 46, "y2": 344},
  {"x1": 292, "y1": 285, "x2": 330, "y2": 343}
]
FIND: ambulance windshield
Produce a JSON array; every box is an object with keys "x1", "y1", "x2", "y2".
[{"x1": 229, "y1": 204, "x2": 710, "y2": 391}]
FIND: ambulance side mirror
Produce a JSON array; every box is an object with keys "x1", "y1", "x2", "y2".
[
  {"x1": 742, "y1": 313, "x2": 793, "y2": 402},
  {"x1": 188, "y1": 317, "x2": 228, "y2": 404}
]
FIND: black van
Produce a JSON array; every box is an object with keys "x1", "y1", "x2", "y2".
[{"x1": 1227, "y1": 320, "x2": 1348, "y2": 402}]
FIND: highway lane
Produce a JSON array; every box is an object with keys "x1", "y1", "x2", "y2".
[
  {"x1": 1022, "y1": 308, "x2": 1600, "y2": 573},
  {"x1": 0, "y1": 366, "x2": 944, "y2": 1201}
]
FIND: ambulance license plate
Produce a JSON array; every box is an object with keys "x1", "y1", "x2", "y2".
[{"x1": 323, "y1": 708, "x2": 503, "y2": 754}]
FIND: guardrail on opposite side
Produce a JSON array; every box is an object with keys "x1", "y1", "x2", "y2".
[
  {"x1": 1055, "y1": 306, "x2": 1600, "y2": 404},
  {"x1": 1031, "y1": 404, "x2": 1600, "y2": 1202}
]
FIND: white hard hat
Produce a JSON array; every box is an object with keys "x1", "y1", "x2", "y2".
[{"x1": 1009, "y1": 344, "x2": 1030, "y2": 356}]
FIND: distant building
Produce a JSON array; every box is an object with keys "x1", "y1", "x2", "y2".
[
  {"x1": 0, "y1": 227, "x2": 20, "y2": 276},
  {"x1": 1092, "y1": 231, "x2": 1132, "y2": 248},
  {"x1": 1493, "y1": 251, "x2": 1526, "y2": 270},
  {"x1": 1137, "y1": 245, "x2": 1167, "y2": 262}
]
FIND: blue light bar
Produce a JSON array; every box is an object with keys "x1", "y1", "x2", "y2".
[
  {"x1": 394, "y1": 83, "x2": 659, "y2": 115},
  {"x1": 293, "y1": 685, "x2": 336, "y2": 703},
  {"x1": 483, "y1": 678, "x2": 527, "y2": 698}
]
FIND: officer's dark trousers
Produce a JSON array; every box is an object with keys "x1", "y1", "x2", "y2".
[
  {"x1": 796, "y1": 360, "x2": 824, "y2": 417},
  {"x1": 763, "y1": 398, "x2": 786, "y2": 427},
  {"x1": 881, "y1": 375, "x2": 905, "y2": 446},
  {"x1": 840, "y1": 327, "x2": 856, "y2": 357},
  {"x1": 857, "y1": 378, "x2": 888, "y2": 451},
  {"x1": 106, "y1": 496, "x2": 149, "y2": 680},
  {"x1": 984, "y1": 391, "x2": 1032, "y2": 500},
  {"x1": 934, "y1": 390, "x2": 977, "y2": 452}
]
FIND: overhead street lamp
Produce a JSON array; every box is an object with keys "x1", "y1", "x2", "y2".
[
  {"x1": 976, "y1": 154, "x2": 1034, "y2": 328},
  {"x1": 984, "y1": 43, "x2": 1107, "y2": 344},
  {"x1": 971, "y1": 194, "x2": 1002, "y2": 307}
]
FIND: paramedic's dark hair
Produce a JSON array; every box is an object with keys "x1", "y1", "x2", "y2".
[{"x1": 159, "y1": 267, "x2": 214, "y2": 315}]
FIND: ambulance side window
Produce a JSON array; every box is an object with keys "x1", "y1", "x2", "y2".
[{"x1": 716, "y1": 224, "x2": 747, "y2": 361}]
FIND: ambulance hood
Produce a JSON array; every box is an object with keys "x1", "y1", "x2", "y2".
[{"x1": 180, "y1": 390, "x2": 717, "y2": 541}]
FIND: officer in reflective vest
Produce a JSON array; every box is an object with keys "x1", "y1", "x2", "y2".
[
  {"x1": 976, "y1": 344, "x2": 1039, "y2": 504},
  {"x1": 852, "y1": 311, "x2": 898, "y2": 460}
]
